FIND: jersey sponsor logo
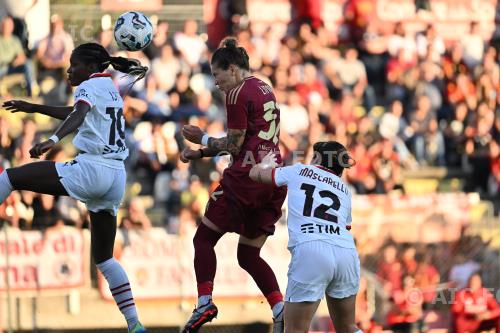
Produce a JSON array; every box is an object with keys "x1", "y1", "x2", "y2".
[
  {"x1": 103, "y1": 145, "x2": 127, "y2": 155},
  {"x1": 75, "y1": 89, "x2": 90, "y2": 100},
  {"x1": 299, "y1": 168, "x2": 349, "y2": 195},
  {"x1": 300, "y1": 223, "x2": 340, "y2": 235}
]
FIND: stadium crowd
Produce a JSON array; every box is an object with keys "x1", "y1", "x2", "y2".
[{"x1": 0, "y1": 2, "x2": 499, "y2": 332}]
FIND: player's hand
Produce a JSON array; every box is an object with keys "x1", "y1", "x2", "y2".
[
  {"x1": 2, "y1": 100, "x2": 35, "y2": 113},
  {"x1": 260, "y1": 152, "x2": 278, "y2": 169},
  {"x1": 182, "y1": 125, "x2": 204, "y2": 145},
  {"x1": 180, "y1": 148, "x2": 201, "y2": 163},
  {"x1": 29, "y1": 140, "x2": 55, "y2": 159}
]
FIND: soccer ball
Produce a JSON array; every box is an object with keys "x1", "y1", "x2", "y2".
[{"x1": 114, "y1": 11, "x2": 153, "y2": 51}]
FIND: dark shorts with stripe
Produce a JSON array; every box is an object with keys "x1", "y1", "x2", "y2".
[{"x1": 205, "y1": 183, "x2": 287, "y2": 239}]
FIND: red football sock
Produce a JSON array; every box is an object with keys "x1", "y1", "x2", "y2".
[
  {"x1": 193, "y1": 223, "x2": 223, "y2": 296},
  {"x1": 237, "y1": 243, "x2": 283, "y2": 308}
]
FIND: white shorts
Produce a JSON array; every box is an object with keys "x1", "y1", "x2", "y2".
[
  {"x1": 55, "y1": 154, "x2": 126, "y2": 216},
  {"x1": 285, "y1": 241, "x2": 360, "y2": 302}
]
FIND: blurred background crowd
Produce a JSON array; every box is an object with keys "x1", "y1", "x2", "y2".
[{"x1": 0, "y1": 0, "x2": 499, "y2": 332}]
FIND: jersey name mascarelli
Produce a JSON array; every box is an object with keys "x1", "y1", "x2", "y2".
[
  {"x1": 273, "y1": 163, "x2": 355, "y2": 250},
  {"x1": 72, "y1": 73, "x2": 128, "y2": 161}
]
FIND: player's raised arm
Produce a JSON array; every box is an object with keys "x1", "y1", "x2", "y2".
[
  {"x1": 2, "y1": 100, "x2": 73, "y2": 120},
  {"x1": 181, "y1": 125, "x2": 246, "y2": 160},
  {"x1": 29, "y1": 101, "x2": 90, "y2": 158}
]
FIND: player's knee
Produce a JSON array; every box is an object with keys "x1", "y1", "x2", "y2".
[
  {"x1": 193, "y1": 223, "x2": 220, "y2": 250},
  {"x1": 237, "y1": 243, "x2": 260, "y2": 270}
]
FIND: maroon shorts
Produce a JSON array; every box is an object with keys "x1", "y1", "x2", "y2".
[{"x1": 204, "y1": 184, "x2": 287, "y2": 239}]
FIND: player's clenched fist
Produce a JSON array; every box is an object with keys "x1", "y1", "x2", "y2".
[
  {"x1": 182, "y1": 125, "x2": 204, "y2": 144},
  {"x1": 29, "y1": 140, "x2": 55, "y2": 159},
  {"x1": 180, "y1": 148, "x2": 201, "y2": 163}
]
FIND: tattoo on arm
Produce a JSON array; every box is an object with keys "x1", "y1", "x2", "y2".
[
  {"x1": 207, "y1": 129, "x2": 246, "y2": 156},
  {"x1": 257, "y1": 172, "x2": 262, "y2": 183}
]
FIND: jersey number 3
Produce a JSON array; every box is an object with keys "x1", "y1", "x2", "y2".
[
  {"x1": 300, "y1": 183, "x2": 340, "y2": 223},
  {"x1": 258, "y1": 101, "x2": 280, "y2": 144},
  {"x1": 106, "y1": 107, "x2": 125, "y2": 147}
]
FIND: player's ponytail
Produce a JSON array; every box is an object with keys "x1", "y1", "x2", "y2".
[
  {"x1": 72, "y1": 43, "x2": 148, "y2": 82},
  {"x1": 107, "y1": 56, "x2": 148, "y2": 81},
  {"x1": 211, "y1": 37, "x2": 250, "y2": 71}
]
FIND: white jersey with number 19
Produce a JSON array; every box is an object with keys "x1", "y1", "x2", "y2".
[
  {"x1": 273, "y1": 163, "x2": 355, "y2": 250},
  {"x1": 72, "y1": 73, "x2": 128, "y2": 163}
]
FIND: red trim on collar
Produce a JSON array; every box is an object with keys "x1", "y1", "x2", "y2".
[
  {"x1": 314, "y1": 165, "x2": 337, "y2": 175},
  {"x1": 89, "y1": 73, "x2": 112, "y2": 78}
]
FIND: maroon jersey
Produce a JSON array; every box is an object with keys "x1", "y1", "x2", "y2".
[{"x1": 221, "y1": 76, "x2": 285, "y2": 208}]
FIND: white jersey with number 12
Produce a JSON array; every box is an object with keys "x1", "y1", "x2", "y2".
[{"x1": 273, "y1": 163, "x2": 355, "y2": 250}]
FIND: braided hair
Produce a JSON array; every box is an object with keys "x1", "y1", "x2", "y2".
[
  {"x1": 72, "y1": 43, "x2": 148, "y2": 81},
  {"x1": 211, "y1": 38, "x2": 250, "y2": 71}
]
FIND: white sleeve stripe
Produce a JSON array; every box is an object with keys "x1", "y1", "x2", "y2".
[
  {"x1": 229, "y1": 81, "x2": 245, "y2": 104},
  {"x1": 227, "y1": 88, "x2": 235, "y2": 105}
]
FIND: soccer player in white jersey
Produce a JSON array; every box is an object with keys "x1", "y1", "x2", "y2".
[
  {"x1": 1, "y1": 43, "x2": 149, "y2": 333},
  {"x1": 249, "y1": 141, "x2": 363, "y2": 333}
]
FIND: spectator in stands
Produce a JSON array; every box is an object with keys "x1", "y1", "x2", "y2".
[
  {"x1": 148, "y1": 43, "x2": 182, "y2": 99},
  {"x1": 452, "y1": 273, "x2": 500, "y2": 333},
  {"x1": 173, "y1": 19, "x2": 207, "y2": 68},
  {"x1": 168, "y1": 72, "x2": 198, "y2": 121},
  {"x1": 386, "y1": 275, "x2": 424, "y2": 333},
  {"x1": 13, "y1": 117, "x2": 39, "y2": 165},
  {"x1": 443, "y1": 44, "x2": 468, "y2": 81},
  {"x1": 180, "y1": 175, "x2": 208, "y2": 219},
  {"x1": 465, "y1": 103, "x2": 495, "y2": 193},
  {"x1": 0, "y1": 116, "x2": 15, "y2": 162},
  {"x1": 443, "y1": 102, "x2": 471, "y2": 167},
  {"x1": 356, "y1": 276, "x2": 383, "y2": 333},
  {"x1": 388, "y1": 22, "x2": 417, "y2": 64},
  {"x1": 449, "y1": 253, "x2": 481, "y2": 290},
  {"x1": 372, "y1": 139, "x2": 401, "y2": 193},
  {"x1": 379, "y1": 99, "x2": 416, "y2": 167},
  {"x1": 290, "y1": 0, "x2": 323, "y2": 32},
  {"x1": 35, "y1": 14, "x2": 73, "y2": 104},
  {"x1": 460, "y1": 21, "x2": 485, "y2": 70},
  {"x1": 336, "y1": 48, "x2": 375, "y2": 110},
  {"x1": 98, "y1": 28, "x2": 119, "y2": 55},
  {"x1": 413, "y1": 252, "x2": 440, "y2": 307},
  {"x1": 144, "y1": 20, "x2": 169, "y2": 60},
  {"x1": 416, "y1": 24, "x2": 445, "y2": 63},
  {"x1": 279, "y1": 90, "x2": 310, "y2": 154},
  {"x1": 121, "y1": 197, "x2": 152, "y2": 231},
  {"x1": 295, "y1": 62, "x2": 328, "y2": 105},
  {"x1": 0, "y1": 15, "x2": 32, "y2": 96},
  {"x1": 377, "y1": 244, "x2": 403, "y2": 295},
  {"x1": 409, "y1": 94, "x2": 445, "y2": 166}
]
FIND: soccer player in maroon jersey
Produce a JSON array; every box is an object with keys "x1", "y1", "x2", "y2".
[{"x1": 180, "y1": 38, "x2": 287, "y2": 333}]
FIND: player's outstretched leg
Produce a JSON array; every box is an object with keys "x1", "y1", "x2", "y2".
[
  {"x1": 237, "y1": 236, "x2": 285, "y2": 333},
  {"x1": 90, "y1": 211, "x2": 147, "y2": 333},
  {"x1": 0, "y1": 161, "x2": 69, "y2": 204},
  {"x1": 326, "y1": 294, "x2": 362, "y2": 333},
  {"x1": 182, "y1": 221, "x2": 223, "y2": 333}
]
